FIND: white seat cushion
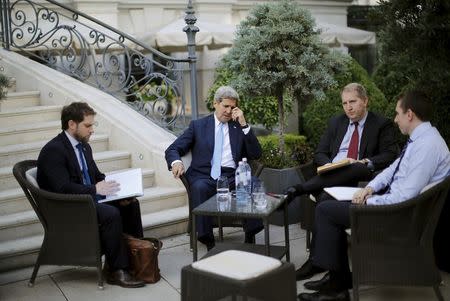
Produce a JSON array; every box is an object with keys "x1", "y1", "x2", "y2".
[
  {"x1": 25, "y1": 167, "x2": 39, "y2": 188},
  {"x1": 191, "y1": 250, "x2": 282, "y2": 280},
  {"x1": 420, "y1": 180, "x2": 443, "y2": 193}
]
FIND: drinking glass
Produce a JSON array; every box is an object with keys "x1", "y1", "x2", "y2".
[
  {"x1": 252, "y1": 181, "x2": 267, "y2": 209},
  {"x1": 216, "y1": 176, "x2": 231, "y2": 211}
]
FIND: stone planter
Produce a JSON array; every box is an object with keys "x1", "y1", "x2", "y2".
[{"x1": 258, "y1": 166, "x2": 308, "y2": 226}]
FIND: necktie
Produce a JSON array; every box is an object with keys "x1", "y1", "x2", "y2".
[
  {"x1": 386, "y1": 139, "x2": 412, "y2": 193},
  {"x1": 347, "y1": 122, "x2": 359, "y2": 160},
  {"x1": 76, "y1": 143, "x2": 92, "y2": 185},
  {"x1": 210, "y1": 123, "x2": 224, "y2": 179}
]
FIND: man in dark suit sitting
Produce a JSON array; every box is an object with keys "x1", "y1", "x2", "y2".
[
  {"x1": 37, "y1": 102, "x2": 145, "y2": 288},
  {"x1": 286, "y1": 83, "x2": 399, "y2": 280},
  {"x1": 165, "y1": 86, "x2": 263, "y2": 250}
]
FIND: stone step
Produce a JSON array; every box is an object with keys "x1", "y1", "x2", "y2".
[
  {"x1": 0, "y1": 235, "x2": 42, "y2": 272},
  {"x1": 93, "y1": 150, "x2": 131, "y2": 172},
  {"x1": 0, "y1": 184, "x2": 182, "y2": 241},
  {"x1": 0, "y1": 188, "x2": 32, "y2": 216},
  {"x1": 0, "y1": 211, "x2": 42, "y2": 244},
  {"x1": 7, "y1": 77, "x2": 16, "y2": 93},
  {"x1": 0, "y1": 206, "x2": 189, "y2": 272},
  {"x1": 142, "y1": 205, "x2": 189, "y2": 238},
  {"x1": 0, "y1": 134, "x2": 109, "y2": 167},
  {"x1": 0, "y1": 120, "x2": 60, "y2": 146},
  {"x1": 0, "y1": 105, "x2": 62, "y2": 127},
  {"x1": 0, "y1": 150, "x2": 130, "y2": 190},
  {"x1": 138, "y1": 186, "x2": 187, "y2": 215},
  {"x1": 0, "y1": 91, "x2": 40, "y2": 111}
]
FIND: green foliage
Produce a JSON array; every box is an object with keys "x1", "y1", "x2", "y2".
[
  {"x1": 0, "y1": 73, "x2": 9, "y2": 100},
  {"x1": 372, "y1": 0, "x2": 450, "y2": 143},
  {"x1": 257, "y1": 134, "x2": 313, "y2": 169},
  {"x1": 134, "y1": 81, "x2": 176, "y2": 102},
  {"x1": 303, "y1": 57, "x2": 393, "y2": 148},
  {"x1": 205, "y1": 64, "x2": 281, "y2": 130},
  {"x1": 213, "y1": 0, "x2": 345, "y2": 156}
]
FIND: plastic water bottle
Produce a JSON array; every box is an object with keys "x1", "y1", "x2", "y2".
[
  {"x1": 242, "y1": 158, "x2": 252, "y2": 196},
  {"x1": 235, "y1": 161, "x2": 248, "y2": 205}
]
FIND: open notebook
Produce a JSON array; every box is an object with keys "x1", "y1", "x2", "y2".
[
  {"x1": 324, "y1": 186, "x2": 361, "y2": 201},
  {"x1": 99, "y1": 168, "x2": 143, "y2": 203}
]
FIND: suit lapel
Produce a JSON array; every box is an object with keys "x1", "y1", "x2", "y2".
[
  {"x1": 207, "y1": 114, "x2": 215, "y2": 156},
  {"x1": 335, "y1": 118, "x2": 349, "y2": 155},
  {"x1": 359, "y1": 112, "x2": 373, "y2": 158},
  {"x1": 59, "y1": 132, "x2": 83, "y2": 182},
  {"x1": 228, "y1": 121, "x2": 239, "y2": 163}
]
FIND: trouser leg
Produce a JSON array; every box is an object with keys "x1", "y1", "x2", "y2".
[
  {"x1": 189, "y1": 178, "x2": 216, "y2": 238},
  {"x1": 96, "y1": 203, "x2": 129, "y2": 270},
  {"x1": 312, "y1": 200, "x2": 351, "y2": 273},
  {"x1": 110, "y1": 199, "x2": 144, "y2": 238}
]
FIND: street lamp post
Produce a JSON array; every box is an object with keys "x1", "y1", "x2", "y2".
[{"x1": 183, "y1": 0, "x2": 199, "y2": 120}]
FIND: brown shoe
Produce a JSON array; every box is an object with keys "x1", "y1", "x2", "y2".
[{"x1": 106, "y1": 269, "x2": 145, "y2": 288}]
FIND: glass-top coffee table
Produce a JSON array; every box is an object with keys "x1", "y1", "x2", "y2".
[{"x1": 191, "y1": 194, "x2": 290, "y2": 262}]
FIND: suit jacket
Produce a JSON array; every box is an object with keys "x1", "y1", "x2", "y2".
[
  {"x1": 165, "y1": 114, "x2": 262, "y2": 180},
  {"x1": 37, "y1": 132, "x2": 105, "y2": 198},
  {"x1": 314, "y1": 112, "x2": 398, "y2": 171}
]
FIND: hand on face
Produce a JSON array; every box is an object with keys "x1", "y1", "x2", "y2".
[{"x1": 231, "y1": 107, "x2": 247, "y2": 126}]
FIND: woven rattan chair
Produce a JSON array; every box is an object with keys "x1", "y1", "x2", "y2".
[
  {"x1": 13, "y1": 160, "x2": 104, "y2": 289},
  {"x1": 350, "y1": 175, "x2": 450, "y2": 301}
]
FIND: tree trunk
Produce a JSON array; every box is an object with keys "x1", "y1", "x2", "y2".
[{"x1": 277, "y1": 91, "x2": 285, "y2": 158}]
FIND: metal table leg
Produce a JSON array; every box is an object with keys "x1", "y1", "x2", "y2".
[
  {"x1": 264, "y1": 219, "x2": 270, "y2": 256},
  {"x1": 192, "y1": 213, "x2": 197, "y2": 261},
  {"x1": 284, "y1": 198, "x2": 290, "y2": 262}
]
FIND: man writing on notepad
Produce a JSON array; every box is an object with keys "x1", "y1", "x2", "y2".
[
  {"x1": 297, "y1": 89, "x2": 450, "y2": 301},
  {"x1": 287, "y1": 83, "x2": 399, "y2": 280},
  {"x1": 37, "y1": 102, "x2": 145, "y2": 288}
]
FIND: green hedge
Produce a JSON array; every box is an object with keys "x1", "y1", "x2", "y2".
[
  {"x1": 257, "y1": 134, "x2": 313, "y2": 169},
  {"x1": 303, "y1": 58, "x2": 394, "y2": 148}
]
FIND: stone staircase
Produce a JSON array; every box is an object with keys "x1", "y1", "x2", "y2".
[{"x1": 0, "y1": 76, "x2": 189, "y2": 272}]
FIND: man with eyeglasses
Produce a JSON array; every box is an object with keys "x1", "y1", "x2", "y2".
[
  {"x1": 165, "y1": 86, "x2": 263, "y2": 250},
  {"x1": 37, "y1": 102, "x2": 145, "y2": 288}
]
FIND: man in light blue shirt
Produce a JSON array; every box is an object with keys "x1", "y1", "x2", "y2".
[{"x1": 298, "y1": 90, "x2": 450, "y2": 301}]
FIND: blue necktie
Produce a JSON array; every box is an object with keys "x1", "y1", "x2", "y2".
[
  {"x1": 211, "y1": 123, "x2": 224, "y2": 179},
  {"x1": 76, "y1": 143, "x2": 92, "y2": 185}
]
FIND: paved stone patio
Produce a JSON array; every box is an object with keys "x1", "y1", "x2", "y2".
[{"x1": 1, "y1": 225, "x2": 448, "y2": 300}]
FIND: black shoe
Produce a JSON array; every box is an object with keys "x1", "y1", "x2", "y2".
[
  {"x1": 198, "y1": 235, "x2": 215, "y2": 251},
  {"x1": 295, "y1": 259, "x2": 325, "y2": 281},
  {"x1": 106, "y1": 269, "x2": 146, "y2": 288},
  {"x1": 244, "y1": 226, "x2": 264, "y2": 244},
  {"x1": 304, "y1": 272, "x2": 352, "y2": 291},
  {"x1": 298, "y1": 290, "x2": 350, "y2": 301}
]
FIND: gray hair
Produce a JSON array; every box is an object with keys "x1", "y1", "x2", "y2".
[
  {"x1": 214, "y1": 86, "x2": 240, "y2": 103},
  {"x1": 341, "y1": 83, "x2": 368, "y2": 100}
]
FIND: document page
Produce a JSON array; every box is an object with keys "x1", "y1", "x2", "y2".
[
  {"x1": 324, "y1": 186, "x2": 361, "y2": 201},
  {"x1": 99, "y1": 168, "x2": 143, "y2": 203}
]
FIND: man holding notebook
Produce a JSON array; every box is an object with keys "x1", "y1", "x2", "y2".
[
  {"x1": 298, "y1": 90, "x2": 450, "y2": 301},
  {"x1": 37, "y1": 102, "x2": 145, "y2": 288},
  {"x1": 288, "y1": 83, "x2": 399, "y2": 280}
]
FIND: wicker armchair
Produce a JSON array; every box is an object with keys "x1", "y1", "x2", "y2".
[
  {"x1": 13, "y1": 160, "x2": 104, "y2": 289},
  {"x1": 350, "y1": 175, "x2": 450, "y2": 301}
]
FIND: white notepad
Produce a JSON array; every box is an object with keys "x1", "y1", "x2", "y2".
[
  {"x1": 324, "y1": 186, "x2": 361, "y2": 201},
  {"x1": 99, "y1": 168, "x2": 143, "y2": 203}
]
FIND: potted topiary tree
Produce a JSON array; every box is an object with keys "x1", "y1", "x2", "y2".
[{"x1": 0, "y1": 73, "x2": 10, "y2": 100}]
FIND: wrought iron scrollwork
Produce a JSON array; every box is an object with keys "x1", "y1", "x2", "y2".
[{"x1": 1, "y1": 0, "x2": 195, "y2": 131}]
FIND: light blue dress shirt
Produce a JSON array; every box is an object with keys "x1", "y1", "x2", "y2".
[
  {"x1": 367, "y1": 122, "x2": 450, "y2": 205},
  {"x1": 332, "y1": 112, "x2": 368, "y2": 162}
]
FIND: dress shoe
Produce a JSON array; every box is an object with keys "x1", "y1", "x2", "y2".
[
  {"x1": 244, "y1": 226, "x2": 264, "y2": 244},
  {"x1": 298, "y1": 290, "x2": 350, "y2": 301},
  {"x1": 106, "y1": 269, "x2": 145, "y2": 288},
  {"x1": 198, "y1": 235, "x2": 215, "y2": 251},
  {"x1": 296, "y1": 259, "x2": 325, "y2": 281},
  {"x1": 304, "y1": 272, "x2": 352, "y2": 291}
]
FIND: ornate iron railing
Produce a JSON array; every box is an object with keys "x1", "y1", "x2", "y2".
[{"x1": 0, "y1": 0, "x2": 200, "y2": 132}]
